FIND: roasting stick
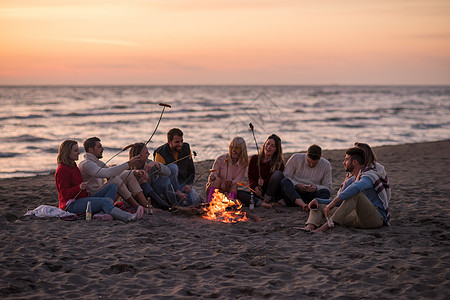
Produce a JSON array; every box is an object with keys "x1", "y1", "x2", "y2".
[{"x1": 72, "y1": 103, "x2": 171, "y2": 204}]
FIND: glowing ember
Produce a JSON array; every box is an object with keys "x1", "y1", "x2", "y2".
[{"x1": 202, "y1": 189, "x2": 248, "y2": 223}]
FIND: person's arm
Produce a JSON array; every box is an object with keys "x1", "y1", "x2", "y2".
[
  {"x1": 81, "y1": 159, "x2": 129, "y2": 178},
  {"x1": 316, "y1": 162, "x2": 332, "y2": 192},
  {"x1": 208, "y1": 156, "x2": 222, "y2": 182},
  {"x1": 156, "y1": 162, "x2": 171, "y2": 177},
  {"x1": 338, "y1": 176, "x2": 372, "y2": 201},
  {"x1": 283, "y1": 155, "x2": 297, "y2": 180},
  {"x1": 55, "y1": 168, "x2": 82, "y2": 200}
]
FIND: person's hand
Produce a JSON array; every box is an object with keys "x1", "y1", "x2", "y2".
[
  {"x1": 79, "y1": 182, "x2": 88, "y2": 190},
  {"x1": 258, "y1": 177, "x2": 264, "y2": 187},
  {"x1": 323, "y1": 202, "x2": 335, "y2": 217},
  {"x1": 182, "y1": 185, "x2": 191, "y2": 194},
  {"x1": 225, "y1": 180, "x2": 232, "y2": 191},
  {"x1": 209, "y1": 173, "x2": 217, "y2": 182},
  {"x1": 304, "y1": 184, "x2": 317, "y2": 193},
  {"x1": 176, "y1": 190, "x2": 187, "y2": 201},
  {"x1": 128, "y1": 155, "x2": 141, "y2": 168},
  {"x1": 135, "y1": 170, "x2": 148, "y2": 182},
  {"x1": 295, "y1": 183, "x2": 308, "y2": 192},
  {"x1": 309, "y1": 198, "x2": 319, "y2": 210},
  {"x1": 255, "y1": 186, "x2": 263, "y2": 197}
]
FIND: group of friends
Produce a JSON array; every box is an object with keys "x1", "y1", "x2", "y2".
[{"x1": 55, "y1": 127, "x2": 391, "y2": 232}]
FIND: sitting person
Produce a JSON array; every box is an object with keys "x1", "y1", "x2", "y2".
[
  {"x1": 128, "y1": 142, "x2": 177, "y2": 210},
  {"x1": 55, "y1": 139, "x2": 143, "y2": 222},
  {"x1": 238, "y1": 134, "x2": 285, "y2": 208},
  {"x1": 78, "y1": 137, "x2": 149, "y2": 210},
  {"x1": 338, "y1": 142, "x2": 389, "y2": 194},
  {"x1": 280, "y1": 144, "x2": 332, "y2": 211},
  {"x1": 304, "y1": 147, "x2": 391, "y2": 232},
  {"x1": 154, "y1": 128, "x2": 200, "y2": 206},
  {"x1": 206, "y1": 137, "x2": 248, "y2": 202}
]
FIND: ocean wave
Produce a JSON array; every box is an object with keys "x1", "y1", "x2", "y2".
[
  {"x1": 57, "y1": 111, "x2": 146, "y2": 118},
  {"x1": 0, "y1": 114, "x2": 45, "y2": 121},
  {"x1": 0, "y1": 152, "x2": 20, "y2": 158},
  {"x1": 412, "y1": 123, "x2": 443, "y2": 130},
  {"x1": 2, "y1": 135, "x2": 52, "y2": 143}
]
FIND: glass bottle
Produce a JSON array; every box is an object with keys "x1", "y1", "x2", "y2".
[{"x1": 86, "y1": 201, "x2": 92, "y2": 221}]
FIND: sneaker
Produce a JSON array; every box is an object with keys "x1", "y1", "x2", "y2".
[
  {"x1": 132, "y1": 206, "x2": 144, "y2": 221},
  {"x1": 93, "y1": 214, "x2": 113, "y2": 221}
]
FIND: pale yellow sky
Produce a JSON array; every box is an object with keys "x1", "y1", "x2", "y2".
[{"x1": 0, "y1": 0, "x2": 449, "y2": 85}]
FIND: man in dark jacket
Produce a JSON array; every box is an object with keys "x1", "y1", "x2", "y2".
[{"x1": 154, "y1": 128, "x2": 200, "y2": 206}]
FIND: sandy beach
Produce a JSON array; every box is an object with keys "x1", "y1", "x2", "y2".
[{"x1": 0, "y1": 140, "x2": 449, "y2": 299}]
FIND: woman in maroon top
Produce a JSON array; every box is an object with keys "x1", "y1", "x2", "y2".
[
  {"x1": 55, "y1": 139, "x2": 143, "y2": 222},
  {"x1": 238, "y1": 134, "x2": 285, "y2": 208}
]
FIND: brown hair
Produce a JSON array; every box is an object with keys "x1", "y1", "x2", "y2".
[
  {"x1": 57, "y1": 140, "x2": 78, "y2": 167},
  {"x1": 345, "y1": 147, "x2": 366, "y2": 165},
  {"x1": 259, "y1": 134, "x2": 284, "y2": 173},
  {"x1": 167, "y1": 128, "x2": 183, "y2": 142},
  {"x1": 307, "y1": 144, "x2": 322, "y2": 160},
  {"x1": 83, "y1": 136, "x2": 100, "y2": 153},
  {"x1": 354, "y1": 142, "x2": 377, "y2": 166}
]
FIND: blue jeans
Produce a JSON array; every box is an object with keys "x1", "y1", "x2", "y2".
[
  {"x1": 66, "y1": 184, "x2": 117, "y2": 214},
  {"x1": 167, "y1": 164, "x2": 200, "y2": 206},
  {"x1": 280, "y1": 178, "x2": 330, "y2": 206},
  {"x1": 237, "y1": 170, "x2": 285, "y2": 207}
]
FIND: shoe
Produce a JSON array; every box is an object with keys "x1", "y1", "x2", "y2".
[
  {"x1": 132, "y1": 206, "x2": 144, "y2": 221},
  {"x1": 93, "y1": 214, "x2": 113, "y2": 221}
]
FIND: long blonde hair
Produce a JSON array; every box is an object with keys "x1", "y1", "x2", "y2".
[
  {"x1": 57, "y1": 140, "x2": 77, "y2": 167},
  {"x1": 259, "y1": 134, "x2": 283, "y2": 173},
  {"x1": 228, "y1": 137, "x2": 248, "y2": 166}
]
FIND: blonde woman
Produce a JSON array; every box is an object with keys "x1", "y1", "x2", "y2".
[{"x1": 206, "y1": 137, "x2": 249, "y2": 201}]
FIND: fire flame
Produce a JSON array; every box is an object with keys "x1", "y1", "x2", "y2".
[{"x1": 202, "y1": 189, "x2": 248, "y2": 223}]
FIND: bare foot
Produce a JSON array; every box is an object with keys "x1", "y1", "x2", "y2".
[
  {"x1": 261, "y1": 202, "x2": 273, "y2": 209},
  {"x1": 313, "y1": 223, "x2": 331, "y2": 233},
  {"x1": 304, "y1": 224, "x2": 317, "y2": 231},
  {"x1": 294, "y1": 198, "x2": 309, "y2": 211}
]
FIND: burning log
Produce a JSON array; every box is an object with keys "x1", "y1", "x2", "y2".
[{"x1": 171, "y1": 190, "x2": 260, "y2": 223}]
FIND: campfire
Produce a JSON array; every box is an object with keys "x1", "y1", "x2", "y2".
[{"x1": 202, "y1": 189, "x2": 248, "y2": 223}]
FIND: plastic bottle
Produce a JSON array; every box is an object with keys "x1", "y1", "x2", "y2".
[
  {"x1": 326, "y1": 215, "x2": 334, "y2": 228},
  {"x1": 86, "y1": 201, "x2": 92, "y2": 221},
  {"x1": 249, "y1": 192, "x2": 255, "y2": 210}
]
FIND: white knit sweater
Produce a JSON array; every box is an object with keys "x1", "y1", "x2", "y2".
[
  {"x1": 283, "y1": 153, "x2": 332, "y2": 191},
  {"x1": 78, "y1": 153, "x2": 129, "y2": 195}
]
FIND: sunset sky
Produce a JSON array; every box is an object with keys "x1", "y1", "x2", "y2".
[{"x1": 0, "y1": 0, "x2": 449, "y2": 85}]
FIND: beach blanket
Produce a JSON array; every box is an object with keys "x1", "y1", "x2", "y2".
[{"x1": 25, "y1": 205, "x2": 76, "y2": 218}]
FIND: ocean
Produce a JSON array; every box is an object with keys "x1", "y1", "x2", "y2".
[{"x1": 0, "y1": 85, "x2": 449, "y2": 179}]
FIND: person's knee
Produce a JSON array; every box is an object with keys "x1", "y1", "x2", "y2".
[
  {"x1": 316, "y1": 189, "x2": 331, "y2": 199},
  {"x1": 168, "y1": 164, "x2": 178, "y2": 175},
  {"x1": 272, "y1": 170, "x2": 284, "y2": 181},
  {"x1": 280, "y1": 177, "x2": 291, "y2": 189}
]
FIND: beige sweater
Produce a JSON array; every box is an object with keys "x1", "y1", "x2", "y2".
[{"x1": 283, "y1": 153, "x2": 332, "y2": 192}]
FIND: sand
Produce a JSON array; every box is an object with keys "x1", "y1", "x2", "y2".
[{"x1": 0, "y1": 140, "x2": 449, "y2": 299}]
